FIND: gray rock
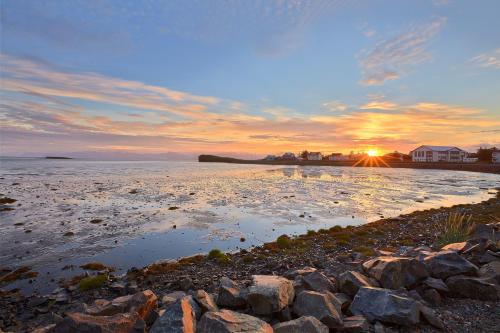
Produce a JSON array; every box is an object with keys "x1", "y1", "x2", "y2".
[
  {"x1": 302, "y1": 271, "x2": 336, "y2": 293},
  {"x1": 362, "y1": 256, "x2": 428, "y2": 289},
  {"x1": 273, "y1": 316, "x2": 328, "y2": 333},
  {"x1": 179, "y1": 277, "x2": 194, "y2": 291},
  {"x1": 424, "y1": 250, "x2": 478, "y2": 279},
  {"x1": 339, "y1": 271, "x2": 379, "y2": 297},
  {"x1": 293, "y1": 291, "x2": 343, "y2": 329},
  {"x1": 246, "y1": 275, "x2": 295, "y2": 315},
  {"x1": 441, "y1": 242, "x2": 468, "y2": 252},
  {"x1": 422, "y1": 289, "x2": 441, "y2": 306},
  {"x1": 349, "y1": 287, "x2": 420, "y2": 326},
  {"x1": 478, "y1": 261, "x2": 500, "y2": 284},
  {"x1": 150, "y1": 296, "x2": 200, "y2": 333},
  {"x1": 85, "y1": 290, "x2": 158, "y2": 320},
  {"x1": 50, "y1": 312, "x2": 145, "y2": 333},
  {"x1": 284, "y1": 267, "x2": 317, "y2": 279},
  {"x1": 445, "y1": 275, "x2": 500, "y2": 301},
  {"x1": 477, "y1": 250, "x2": 500, "y2": 264},
  {"x1": 470, "y1": 223, "x2": 499, "y2": 242},
  {"x1": 217, "y1": 277, "x2": 246, "y2": 308},
  {"x1": 161, "y1": 291, "x2": 186, "y2": 307},
  {"x1": 190, "y1": 290, "x2": 218, "y2": 313},
  {"x1": 197, "y1": 309, "x2": 273, "y2": 333},
  {"x1": 334, "y1": 292, "x2": 352, "y2": 312},
  {"x1": 419, "y1": 304, "x2": 444, "y2": 330},
  {"x1": 342, "y1": 315, "x2": 369, "y2": 333},
  {"x1": 421, "y1": 277, "x2": 449, "y2": 293}
]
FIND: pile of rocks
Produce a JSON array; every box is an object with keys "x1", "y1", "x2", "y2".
[{"x1": 31, "y1": 223, "x2": 499, "y2": 332}]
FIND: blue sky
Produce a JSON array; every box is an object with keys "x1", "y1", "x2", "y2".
[{"x1": 1, "y1": 0, "x2": 499, "y2": 158}]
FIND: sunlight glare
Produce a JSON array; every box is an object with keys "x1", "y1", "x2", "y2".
[{"x1": 368, "y1": 149, "x2": 378, "y2": 157}]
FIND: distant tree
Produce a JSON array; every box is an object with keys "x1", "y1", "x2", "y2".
[
  {"x1": 477, "y1": 147, "x2": 498, "y2": 162},
  {"x1": 300, "y1": 150, "x2": 309, "y2": 159}
]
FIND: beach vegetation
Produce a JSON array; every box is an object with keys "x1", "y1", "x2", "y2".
[
  {"x1": 276, "y1": 234, "x2": 291, "y2": 248},
  {"x1": 80, "y1": 262, "x2": 107, "y2": 271},
  {"x1": 208, "y1": 249, "x2": 230, "y2": 264},
  {"x1": 353, "y1": 246, "x2": 376, "y2": 256},
  {"x1": 329, "y1": 225, "x2": 343, "y2": 233},
  {"x1": 437, "y1": 212, "x2": 475, "y2": 248},
  {"x1": 78, "y1": 274, "x2": 107, "y2": 291},
  {"x1": 306, "y1": 229, "x2": 316, "y2": 236}
]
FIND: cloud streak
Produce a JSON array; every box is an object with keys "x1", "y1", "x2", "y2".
[
  {"x1": 359, "y1": 17, "x2": 446, "y2": 85},
  {"x1": 470, "y1": 48, "x2": 500, "y2": 69}
]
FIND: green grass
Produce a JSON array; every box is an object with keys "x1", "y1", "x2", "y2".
[
  {"x1": 78, "y1": 274, "x2": 107, "y2": 291},
  {"x1": 329, "y1": 225, "x2": 343, "y2": 233},
  {"x1": 352, "y1": 246, "x2": 376, "y2": 256},
  {"x1": 208, "y1": 249, "x2": 230, "y2": 264},
  {"x1": 436, "y1": 212, "x2": 475, "y2": 248},
  {"x1": 276, "y1": 235, "x2": 292, "y2": 249},
  {"x1": 306, "y1": 229, "x2": 316, "y2": 236}
]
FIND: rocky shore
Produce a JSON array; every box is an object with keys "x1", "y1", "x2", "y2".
[{"x1": 1, "y1": 192, "x2": 500, "y2": 332}]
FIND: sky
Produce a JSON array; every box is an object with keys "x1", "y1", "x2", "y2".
[{"x1": 1, "y1": 0, "x2": 499, "y2": 159}]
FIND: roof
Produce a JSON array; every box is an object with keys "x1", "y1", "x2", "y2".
[
  {"x1": 308, "y1": 152, "x2": 321, "y2": 155},
  {"x1": 410, "y1": 145, "x2": 465, "y2": 153}
]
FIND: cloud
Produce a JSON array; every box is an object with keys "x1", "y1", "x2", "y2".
[
  {"x1": 322, "y1": 101, "x2": 349, "y2": 112},
  {"x1": 359, "y1": 17, "x2": 447, "y2": 85},
  {"x1": 470, "y1": 48, "x2": 500, "y2": 69}
]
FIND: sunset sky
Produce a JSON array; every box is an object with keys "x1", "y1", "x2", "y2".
[{"x1": 1, "y1": 0, "x2": 499, "y2": 159}]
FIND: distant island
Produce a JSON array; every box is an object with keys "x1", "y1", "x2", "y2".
[{"x1": 45, "y1": 156, "x2": 73, "y2": 159}]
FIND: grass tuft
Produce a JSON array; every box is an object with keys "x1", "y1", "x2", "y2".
[
  {"x1": 78, "y1": 274, "x2": 107, "y2": 291},
  {"x1": 276, "y1": 235, "x2": 292, "y2": 249},
  {"x1": 437, "y1": 212, "x2": 475, "y2": 248}
]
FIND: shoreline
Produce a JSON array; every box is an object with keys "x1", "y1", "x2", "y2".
[
  {"x1": 198, "y1": 154, "x2": 500, "y2": 174},
  {"x1": 1, "y1": 189, "x2": 499, "y2": 331}
]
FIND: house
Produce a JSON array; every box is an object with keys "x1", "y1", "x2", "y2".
[
  {"x1": 383, "y1": 151, "x2": 408, "y2": 162},
  {"x1": 281, "y1": 152, "x2": 296, "y2": 160},
  {"x1": 409, "y1": 145, "x2": 467, "y2": 162},
  {"x1": 493, "y1": 151, "x2": 500, "y2": 164},
  {"x1": 307, "y1": 152, "x2": 322, "y2": 160},
  {"x1": 328, "y1": 153, "x2": 349, "y2": 161}
]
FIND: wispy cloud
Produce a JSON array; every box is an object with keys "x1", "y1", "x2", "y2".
[
  {"x1": 359, "y1": 17, "x2": 446, "y2": 85},
  {"x1": 470, "y1": 48, "x2": 500, "y2": 69}
]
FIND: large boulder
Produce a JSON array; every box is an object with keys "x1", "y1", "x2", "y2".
[
  {"x1": 216, "y1": 277, "x2": 246, "y2": 308},
  {"x1": 421, "y1": 277, "x2": 449, "y2": 293},
  {"x1": 161, "y1": 291, "x2": 186, "y2": 307},
  {"x1": 341, "y1": 316, "x2": 369, "y2": 333},
  {"x1": 273, "y1": 316, "x2": 328, "y2": 333},
  {"x1": 362, "y1": 257, "x2": 428, "y2": 289},
  {"x1": 293, "y1": 291, "x2": 343, "y2": 329},
  {"x1": 50, "y1": 312, "x2": 145, "y2": 333},
  {"x1": 302, "y1": 271, "x2": 336, "y2": 293},
  {"x1": 445, "y1": 275, "x2": 500, "y2": 301},
  {"x1": 197, "y1": 310, "x2": 272, "y2": 333},
  {"x1": 349, "y1": 287, "x2": 420, "y2": 326},
  {"x1": 246, "y1": 275, "x2": 294, "y2": 315},
  {"x1": 424, "y1": 251, "x2": 478, "y2": 279},
  {"x1": 190, "y1": 290, "x2": 218, "y2": 313},
  {"x1": 339, "y1": 271, "x2": 379, "y2": 297},
  {"x1": 478, "y1": 261, "x2": 500, "y2": 285},
  {"x1": 85, "y1": 290, "x2": 157, "y2": 320},
  {"x1": 470, "y1": 223, "x2": 499, "y2": 242},
  {"x1": 150, "y1": 296, "x2": 200, "y2": 333}
]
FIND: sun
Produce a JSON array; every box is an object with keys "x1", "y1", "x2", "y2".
[{"x1": 367, "y1": 149, "x2": 378, "y2": 157}]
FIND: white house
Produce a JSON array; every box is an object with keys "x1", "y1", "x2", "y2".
[
  {"x1": 307, "y1": 152, "x2": 322, "y2": 160},
  {"x1": 328, "y1": 153, "x2": 349, "y2": 161},
  {"x1": 493, "y1": 151, "x2": 500, "y2": 164},
  {"x1": 410, "y1": 145, "x2": 467, "y2": 162}
]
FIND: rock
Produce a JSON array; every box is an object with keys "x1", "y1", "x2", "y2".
[
  {"x1": 161, "y1": 291, "x2": 186, "y2": 307},
  {"x1": 197, "y1": 309, "x2": 272, "y2": 333},
  {"x1": 179, "y1": 277, "x2": 194, "y2": 291},
  {"x1": 478, "y1": 261, "x2": 500, "y2": 284},
  {"x1": 50, "y1": 312, "x2": 145, "y2": 333},
  {"x1": 334, "y1": 292, "x2": 352, "y2": 312},
  {"x1": 419, "y1": 304, "x2": 444, "y2": 330},
  {"x1": 86, "y1": 290, "x2": 157, "y2": 320},
  {"x1": 422, "y1": 289, "x2": 441, "y2": 306},
  {"x1": 302, "y1": 271, "x2": 336, "y2": 293},
  {"x1": 441, "y1": 242, "x2": 468, "y2": 252},
  {"x1": 477, "y1": 250, "x2": 500, "y2": 264},
  {"x1": 190, "y1": 290, "x2": 218, "y2": 313},
  {"x1": 339, "y1": 271, "x2": 379, "y2": 297},
  {"x1": 246, "y1": 275, "x2": 294, "y2": 315},
  {"x1": 424, "y1": 250, "x2": 478, "y2": 279},
  {"x1": 216, "y1": 277, "x2": 246, "y2": 308},
  {"x1": 293, "y1": 291, "x2": 343, "y2": 329},
  {"x1": 349, "y1": 287, "x2": 420, "y2": 326},
  {"x1": 273, "y1": 316, "x2": 328, "y2": 333},
  {"x1": 421, "y1": 277, "x2": 449, "y2": 293},
  {"x1": 32, "y1": 324, "x2": 56, "y2": 333},
  {"x1": 445, "y1": 275, "x2": 500, "y2": 301},
  {"x1": 284, "y1": 267, "x2": 317, "y2": 279},
  {"x1": 150, "y1": 296, "x2": 200, "y2": 333},
  {"x1": 470, "y1": 223, "x2": 499, "y2": 242},
  {"x1": 362, "y1": 256, "x2": 428, "y2": 289},
  {"x1": 341, "y1": 315, "x2": 369, "y2": 333}
]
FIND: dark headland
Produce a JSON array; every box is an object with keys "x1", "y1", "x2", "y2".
[
  {"x1": 199, "y1": 154, "x2": 500, "y2": 174},
  {"x1": 45, "y1": 156, "x2": 73, "y2": 160}
]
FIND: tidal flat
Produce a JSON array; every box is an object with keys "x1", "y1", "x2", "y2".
[{"x1": 0, "y1": 158, "x2": 498, "y2": 294}]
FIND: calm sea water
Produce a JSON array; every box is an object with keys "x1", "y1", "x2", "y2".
[{"x1": 0, "y1": 158, "x2": 498, "y2": 293}]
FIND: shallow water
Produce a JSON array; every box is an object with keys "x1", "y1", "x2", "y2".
[{"x1": 0, "y1": 158, "x2": 498, "y2": 293}]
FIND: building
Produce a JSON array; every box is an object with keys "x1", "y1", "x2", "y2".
[
  {"x1": 281, "y1": 152, "x2": 296, "y2": 160},
  {"x1": 409, "y1": 145, "x2": 467, "y2": 162},
  {"x1": 264, "y1": 155, "x2": 276, "y2": 161},
  {"x1": 493, "y1": 151, "x2": 500, "y2": 164},
  {"x1": 328, "y1": 153, "x2": 349, "y2": 161},
  {"x1": 307, "y1": 152, "x2": 322, "y2": 160}
]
